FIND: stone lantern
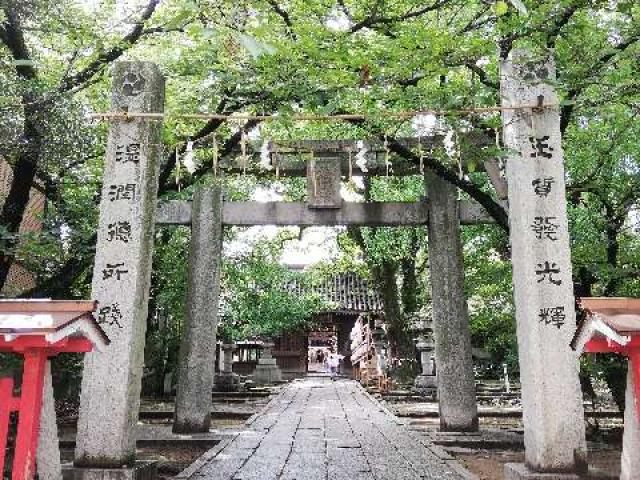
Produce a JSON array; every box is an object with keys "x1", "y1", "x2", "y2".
[
  {"x1": 215, "y1": 343, "x2": 240, "y2": 392},
  {"x1": 411, "y1": 312, "x2": 437, "y2": 396},
  {"x1": 371, "y1": 320, "x2": 388, "y2": 376},
  {"x1": 252, "y1": 339, "x2": 283, "y2": 384}
]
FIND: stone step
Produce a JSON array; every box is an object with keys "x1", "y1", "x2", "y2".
[
  {"x1": 146, "y1": 391, "x2": 272, "y2": 403},
  {"x1": 59, "y1": 437, "x2": 220, "y2": 449},
  {"x1": 399, "y1": 409, "x2": 622, "y2": 419},
  {"x1": 212, "y1": 391, "x2": 272, "y2": 398},
  {"x1": 138, "y1": 410, "x2": 254, "y2": 421},
  {"x1": 475, "y1": 394, "x2": 521, "y2": 399}
]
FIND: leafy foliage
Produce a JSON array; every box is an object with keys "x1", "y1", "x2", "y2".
[{"x1": 220, "y1": 241, "x2": 328, "y2": 340}]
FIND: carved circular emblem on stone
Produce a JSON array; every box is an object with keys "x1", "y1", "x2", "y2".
[
  {"x1": 121, "y1": 70, "x2": 146, "y2": 96},
  {"x1": 515, "y1": 59, "x2": 550, "y2": 83}
]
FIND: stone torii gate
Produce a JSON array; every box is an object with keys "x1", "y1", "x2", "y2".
[
  {"x1": 73, "y1": 51, "x2": 587, "y2": 480},
  {"x1": 157, "y1": 158, "x2": 490, "y2": 435}
]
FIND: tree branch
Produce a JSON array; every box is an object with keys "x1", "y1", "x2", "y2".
[
  {"x1": 157, "y1": 95, "x2": 235, "y2": 191},
  {"x1": 458, "y1": 6, "x2": 493, "y2": 34},
  {"x1": 0, "y1": 5, "x2": 37, "y2": 80},
  {"x1": 545, "y1": 2, "x2": 582, "y2": 48},
  {"x1": 499, "y1": 0, "x2": 584, "y2": 59},
  {"x1": 141, "y1": 24, "x2": 189, "y2": 35},
  {"x1": 561, "y1": 30, "x2": 640, "y2": 132},
  {"x1": 385, "y1": 136, "x2": 509, "y2": 230},
  {"x1": 462, "y1": 61, "x2": 499, "y2": 89},
  {"x1": 58, "y1": 0, "x2": 160, "y2": 93},
  {"x1": 158, "y1": 118, "x2": 261, "y2": 196},
  {"x1": 350, "y1": 0, "x2": 451, "y2": 33},
  {"x1": 157, "y1": 116, "x2": 226, "y2": 192},
  {"x1": 265, "y1": 0, "x2": 296, "y2": 39}
]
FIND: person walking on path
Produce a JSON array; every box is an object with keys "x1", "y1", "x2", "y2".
[{"x1": 327, "y1": 351, "x2": 343, "y2": 380}]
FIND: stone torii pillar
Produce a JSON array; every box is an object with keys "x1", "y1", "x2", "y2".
[
  {"x1": 501, "y1": 50, "x2": 586, "y2": 479},
  {"x1": 75, "y1": 62, "x2": 164, "y2": 471},
  {"x1": 425, "y1": 171, "x2": 479, "y2": 432},
  {"x1": 174, "y1": 186, "x2": 223, "y2": 433}
]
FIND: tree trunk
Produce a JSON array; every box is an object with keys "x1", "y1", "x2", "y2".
[
  {"x1": 603, "y1": 218, "x2": 622, "y2": 296},
  {"x1": 599, "y1": 354, "x2": 628, "y2": 412},
  {"x1": 400, "y1": 231, "x2": 420, "y2": 314},
  {"x1": 0, "y1": 94, "x2": 44, "y2": 291},
  {"x1": 375, "y1": 260, "x2": 411, "y2": 358},
  {"x1": 599, "y1": 213, "x2": 626, "y2": 411},
  {"x1": 401, "y1": 258, "x2": 418, "y2": 314}
]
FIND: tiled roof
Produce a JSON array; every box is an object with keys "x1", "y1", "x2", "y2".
[{"x1": 287, "y1": 272, "x2": 383, "y2": 313}]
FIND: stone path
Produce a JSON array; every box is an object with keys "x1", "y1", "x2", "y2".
[{"x1": 182, "y1": 377, "x2": 469, "y2": 480}]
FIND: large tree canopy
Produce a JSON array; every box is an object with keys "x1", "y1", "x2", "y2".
[{"x1": 1, "y1": 0, "x2": 638, "y2": 291}]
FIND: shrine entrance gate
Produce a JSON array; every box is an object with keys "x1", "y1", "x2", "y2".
[{"x1": 73, "y1": 50, "x2": 587, "y2": 480}]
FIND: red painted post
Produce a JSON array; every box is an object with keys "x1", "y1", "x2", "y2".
[
  {"x1": 0, "y1": 377, "x2": 15, "y2": 478},
  {"x1": 11, "y1": 350, "x2": 47, "y2": 480}
]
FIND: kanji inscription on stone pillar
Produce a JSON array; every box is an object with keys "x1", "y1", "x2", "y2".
[
  {"x1": 307, "y1": 157, "x2": 342, "y2": 208},
  {"x1": 75, "y1": 62, "x2": 164, "y2": 468},
  {"x1": 501, "y1": 50, "x2": 586, "y2": 474}
]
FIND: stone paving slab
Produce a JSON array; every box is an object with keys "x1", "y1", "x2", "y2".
[{"x1": 184, "y1": 377, "x2": 470, "y2": 480}]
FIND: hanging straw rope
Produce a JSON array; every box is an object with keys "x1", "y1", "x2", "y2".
[
  {"x1": 240, "y1": 128, "x2": 248, "y2": 175},
  {"x1": 88, "y1": 103, "x2": 559, "y2": 122},
  {"x1": 383, "y1": 135, "x2": 390, "y2": 177},
  {"x1": 212, "y1": 134, "x2": 218, "y2": 177},
  {"x1": 416, "y1": 138, "x2": 425, "y2": 175},
  {"x1": 175, "y1": 146, "x2": 181, "y2": 191}
]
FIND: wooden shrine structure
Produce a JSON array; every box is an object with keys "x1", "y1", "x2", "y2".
[{"x1": 226, "y1": 272, "x2": 385, "y2": 380}]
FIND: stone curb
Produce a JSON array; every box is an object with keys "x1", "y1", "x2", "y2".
[
  {"x1": 174, "y1": 433, "x2": 238, "y2": 480},
  {"x1": 175, "y1": 388, "x2": 281, "y2": 479},
  {"x1": 446, "y1": 459, "x2": 481, "y2": 480},
  {"x1": 354, "y1": 383, "x2": 404, "y2": 425},
  {"x1": 244, "y1": 388, "x2": 282, "y2": 426}
]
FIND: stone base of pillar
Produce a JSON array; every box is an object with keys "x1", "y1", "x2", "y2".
[
  {"x1": 64, "y1": 461, "x2": 157, "y2": 480},
  {"x1": 504, "y1": 464, "x2": 581, "y2": 480},
  {"x1": 214, "y1": 372, "x2": 240, "y2": 392},
  {"x1": 413, "y1": 374, "x2": 437, "y2": 396},
  {"x1": 252, "y1": 358, "x2": 282, "y2": 384}
]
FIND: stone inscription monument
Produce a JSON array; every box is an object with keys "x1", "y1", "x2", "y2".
[
  {"x1": 307, "y1": 156, "x2": 342, "y2": 208},
  {"x1": 501, "y1": 50, "x2": 586, "y2": 477},
  {"x1": 75, "y1": 62, "x2": 164, "y2": 469}
]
